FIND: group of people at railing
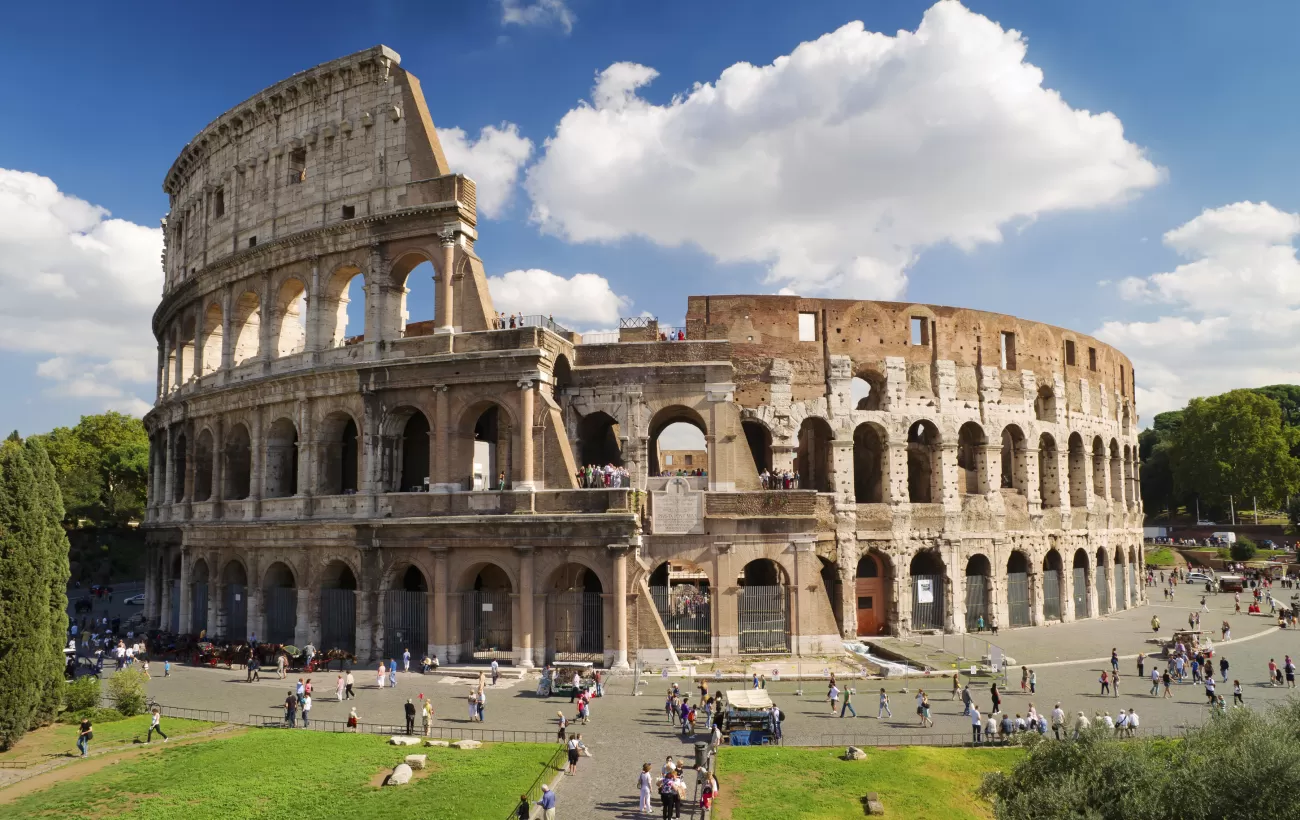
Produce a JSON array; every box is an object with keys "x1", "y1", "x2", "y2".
[
  {"x1": 577, "y1": 464, "x2": 630, "y2": 488},
  {"x1": 758, "y1": 469, "x2": 800, "y2": 490},
  {"x1": 658, "y1": 329, "x2": 687, "y2": 341},
  {"x1": 657, "y1": 468, "x2": 707, "y2": 478},
  {"x1": 492, "y1": 312, "x2": 568, "y2": 333}
]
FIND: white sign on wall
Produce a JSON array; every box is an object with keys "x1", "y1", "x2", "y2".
[
  {"x1": 917, "y1": 579, "x2": 934, "y2": 604},
  {"x1": 482, "y1": 603, "x2": 494, "y2": 612}
]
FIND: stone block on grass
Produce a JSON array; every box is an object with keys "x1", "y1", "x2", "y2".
[
  {"x1": 389, "y1": 736, "x2": 421, "y2": 746},
  {"x1": 451, "y1": 739, "x2": 483, "y2": 749},
  {"x1": 865, "y1": 791, "x2": 885, "y2": 814},
  {"x1": 387, "y1": 763, "x2": 413, "y2": 785},
  {"x1": 844, "y1": 746, "x2": 867, "y2": 760},
  {"x1": 405, "y1": 754, "x2": 427, "y2": 770},
  {"x1": 424, "y1": 739, "x2": 451, "y2": 747}
]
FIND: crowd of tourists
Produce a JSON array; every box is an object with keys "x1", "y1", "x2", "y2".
[
  {"x1": 758, "y1": 468, "x2": 800, "y2": 489},
  {"x1": 578, "y1": 464, "x2": 631, "y2": 488}
]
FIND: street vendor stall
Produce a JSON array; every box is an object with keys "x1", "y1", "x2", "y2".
[
  {"x1": 539, "y1": 662, "x2": 596, "y2": 698},
  {"x1": 722, "y1": 689, "x2": 774, "y2": 745}
]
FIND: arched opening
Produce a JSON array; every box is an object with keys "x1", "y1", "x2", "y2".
[
  {"x1": 221, "y1": 560, "x2": 248, "y2": 641},
  {"x1": 1095, "y1": 548, "x2": 1110, "y2": 615},
  {"x1": 796, "y1": 417, "x2": 834, "y2": 492},
  {"x1": 1038, "y1": 434, "x2": 1060, "y2": 507},
  {"x1": 1067, "y1": 433, "x2": 1087, "y2": 508},
  {"x1": 399, "y1": 411, "x2": 431, "y2": 492},
  {"x1": 819, "y1": 557, "x2": 843, "y2": 636},
  {"x1": 553, "y1": 354, "x2": 574, "y2": 393},
  {"x1": 177, "y1": 316, "x2": 196, "y2": 383},
  {"x1": 394, "y1": 258, "x2": 436, "y2": 337},
  {"x1": 1034, "y1": 385, "x2": 1057, "y2": 422},
  {"x1": 1113, "y1": 549, "x2": 1127, "y2": 611},
  {"x1": 194, "y1": 429, "x2": 213, "y2": 502},
  {"x1": 1109, "y1": 440, "x2": 1123, "y2": 502},
  {"x1": 320, "y1": 412, "x2": 359, "y2": 495},
  {"x1": 548, "y1": 564, "x2": 605, "y2": 661},
  {"x1": 649, "y1": 561, "x2": 712, "y2": 655},
  {"x1": 910, "y1": 551, "x2": 946, "y2": 631},
  {"x1": 263, "y1": 562, "x2": 298, "y2": 645},
  {"x1": 385, "y1": 565, "x2": 429, "y2": 661},
  {"x1": 649, "y1": 406, "x2": 708, "y2": 476},
  {"x1": 1121, "y1": 403, "x2": 1131, "y2": 435},
  {"x1": 462, "y1": 564, "x2": 513, "y2": 663},
  {"x1": 172, "y1": 432, "x2": 188, "y2": 503},
  {"x1": 907, "y1": 420, "x2": 941, "y2": 503},
  {"x1": 852, "y1": 371, "x2": 885, "y2": 411},
  {"x1": 1072, "y1": 549, "x2": 1090, "y2": 620},
  {"x1": 467, "y1": 404, "x2": 513, "y2": 490},
  {"x1": 743, "y1": 420, "x2": 773, "y2": 477},
  {"x1": 224, "y1": 424, "x2": 252, "y2": 500},
  {"x1": 1000, "y1": 425, "x2": 1027, "y2": 493},
  {"x1": 272, "y1": 278, "x2": 307, "y2": 358},
  {"x1": 264, "y1": 418, "x2": 299, "y2": 499},
  {"x1": 190, "y1": 559, "x2": 209, "y2": 636},
  {"x1": 231, "y1": 290, "x2": 261, "y2": 365},
  {"x1": 855, "y1": 552, "x2": 889, "y2": 636},
  {"x1": 1042, "y1": 549, "x2": 1063, "y2": 620},
  {"x1": 964, "y1": 554, "x2": 992, "y2": 632},
  {"x1": 577, "y1": 411, "x2": 623, "y2": 468},
  {"x1": 1007, "y1": 551, "x2": 1030, "y2": 627},
  {"x1": 853, "y1": 423, "x2": 884, "y2": 503},
  {"x1": 324, "y1": 267, "x2": 365, "y2": 348},
  {"x1": 200, "y1": 302, "x2": 223, "y2": 375},
  {"x1": 957, "y1": 422, "x2": 987, "y2": 495},
  {"x1": 1092, "y1": 436, "x2": 1107, "y2": 500},
  {"x1": 319, "y1": 560, "x2": 358, "y2": 654},
  {"x1": 1128, "y1": 546, "x2": 1139, "y2": 606},
  {"x1": 737, "y1": 559, "x2": 790, "y2": 653}
]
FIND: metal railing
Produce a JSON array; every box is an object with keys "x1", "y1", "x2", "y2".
[
  {"x1": 158, "y1": 705, "x2": 230, "y2": 723},
  {"x1": 492, "y1": 314, "x2": 571, "y2": 334},
  {"x1": 784, "y1": 723, "x2": 1195, "y2": 748},
  {"x1": 246, "y1": 714, "x2": 551, "y2": 743},
  {"x1": 506, "y1": 745, "x2": 567, "y2": 819},
  {"x1": 619, "y1": 317, "x2": 656, "y2": 328}
]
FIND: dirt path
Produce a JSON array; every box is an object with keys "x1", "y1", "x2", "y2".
[{"x1": 0, "y1": 724, "x2": 243, "y2": 804}]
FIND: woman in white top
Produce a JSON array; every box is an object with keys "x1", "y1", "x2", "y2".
[{"x1": 638, "y1": 763, "x2": 653, "y2": 814}]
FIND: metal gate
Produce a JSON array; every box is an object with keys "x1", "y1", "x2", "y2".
[
  {"x1": 168, "y1": 581, "x2": 180, "y2": 633},
  {"x1": 738, "y1": 585, "x2": 790, "y2": 653},
  {"x1": 1072, "y1": 568, "x2": 1088, "y2": 619},
  {"x1": 385, "y1": 590, "x2": 428, "y2": 660},
  {"x1": 1115, "y1": 567, "x2": 1126, "y2": 611},
  {"x1": 225, "y1": 583, "x2": 247, "y2": 641},
  {"x1": 1096, "y1": 569, "x2": 1110, "y2": 615},
  {"x1": 1042, "y1": 570, "x2": 1062, "y2": 621},
  {"x1": 548, "y1": 592, "x2": 604, "y2": 660},
  {"x1": 265, "y1": 587, "x2": 298, "y2": 644},
  {"x1": 1007, "y1": 572, "x2": 1030, "y2": 627},
  {"x1": 1129, "y1": 564, "x2": 1137, "y2": 606},
  {"x1": 964, "y1": 575, "x2": 990, "y2": 631},
  {"x1": 462, "y1": 590, "x2": 512, "y2": 662},
  {"x1": 320, "y1": 589, "x2": 357, "y2": 654},
  {"x1": 651, "y1": 586, "x2": 711, "y2": 655},
  {"x1": 911, "y1": 575, "x2": 945, "y2": 631},
  {"x1": 191, "y1": 582, "x2": 208, "y2": 635}
]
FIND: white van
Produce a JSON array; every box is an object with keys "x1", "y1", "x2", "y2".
[{"x1": 1211, "y1": 531, "x2": 1237, "y2": 545}]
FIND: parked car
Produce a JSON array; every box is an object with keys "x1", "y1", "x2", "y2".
[
  {"x1": 124, "y1": 593, "x2": 145, "y2": 606},
  {"x1": 1261, "y1": 540, "x2": 1276, "y2": 548},
  {"x1": 1187, "y1": 571, "x2": 1214, "y2": 585}
]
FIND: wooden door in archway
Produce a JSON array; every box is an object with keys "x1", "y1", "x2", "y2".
[{"x1": 855, "y1": 554, "x2": 883, "y2": 636}]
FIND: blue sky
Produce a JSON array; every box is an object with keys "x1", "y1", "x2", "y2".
[{"x1": 4, "y1": 0, "x2": 1300, "y2": 436}]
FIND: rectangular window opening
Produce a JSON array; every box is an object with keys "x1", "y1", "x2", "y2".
[
  {"x1": 665, "y1": 454, "x2": 673, "y2": 466},
  {"x1": 1065, "y1": 340, "x2": 1076, "y2": 366},
  {"x1": 341, "y1": 204, "x2": 355, "y2": 220},
  {"x1": 213, "y1": 188, "x2": 225, "y2": 218},
  {"x1": 1120, "y1": 365, "x2": 1126, "y2": 396},
  {"x1": 288, "y1": 148, "x2": 307, "y2": 184},
  {"x1": 1088, "y1": 347, "x2": 1097, "y2": 372},
  {"x1": 1000, "y1": 331, "x2": 1017, "y2": 370},
  {"x1": 248, "y1": 236, "x2": 257, "y2": 248},
  {"x1": 684, "y1": 455, "x2": 694, "y2": 466},
  {"x1": 857, "y1": 597, "x2": 873, "y2": 610},
  {"x1": 910, "y1": 317, "x2": 931, "y2": 346},
  {"x1": 798, "y1": 312, "x2": 817, "y2": 342}
]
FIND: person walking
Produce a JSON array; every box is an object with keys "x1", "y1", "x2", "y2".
[
  {"x1": 147, "y1": 706, "x2": 168, "y2": 743},
  {"x1": 537, "y1": 783, "x2": 557, "y2": 820},
  {"x1": 1149, "y1": 667, "x2": 1160, "y2": 695},
  {"x1": 840, "y1": 687, "x2": 856, "y2": 718},
  {"x1": 477, "y1": 688, "x2": 486, "y2": 722},
  {"x1": 403, "y1": 648, "x2": 411, "y2": 673},
  {"x1": 1219, "y1": 656, "x2": 1230, "y2": 683},
  {"x1": 1233, "y1": 680, "x2": 1244, "y2": 706},
  {"x1": 970, "y1": 705, "x2": 982, "y2": 743},
  {"x1": 389, "y1": 661, "x2": 398, "y2": 688},
  {"x1": 1204, "y1": 675, "x2": 1217, "y2": 705},
  {"x1": 1029, "y1": 669, "x2": 1037, "y2": 694},
  {"x1": 1051, "y1": 703, "x2": 1065, "y2": 740},
  {"x1": 566, "y1": 734, "x2": 581, "y2": 775},
  {"x1": 347, "y1": 707, "x2": 360, "y2": 732},
  {"x1": 1099, "y1": 671, "x2": 1110, "y2": 696},
  {"x1": 377, "y1": 662, "x2": 386, "y2": 689},
  {"x1": 336, "y1": 674, "x2": 345, "y2": 702},
  {"x1": 877, "y1": 688, "x2": 892, "y2": 719},
  {"x1": 1162, "y1": 670, "x2": 1173, "y2": 698},
  {"x1": 920, "y1": 693, "x2": 933, "y2": 728},
  {"x1": 1112, "y1": 673, "x2": 1121, "y2": 697},
  {"x1": 638, "y1": 763, "x2": 654, "y2": 815},
  {"x1": 345, "y1": 669, "x2": 355, "y2": 699},
  {"x1": 961, "y1": 683, "x2": 972, "y2": 716},
  {"x1": 77, "y1": 716, "x2": 93, "y2": 757},
  {"x1": 658, "y1": 771, "x2": 682, "y2": 820},
  {"x1": 1286, "y1": 655, "x2": 1296, "y2": 689},
  {"x1": 301, "y1": 694, "x2": 312, "y2": 728},
  {"x1": 404, "y1": 698, "x2": 416, "y2": 735},
  {"x1": 1021, "y1": 666, "x2": 1029, "y2": 693},
  {"x1": 1137, "y1": 653, "x2": 1145, "y2": 679},
  {"x1": 828, "y1": 683, "x2": 840, "y2": 715},
  {"x1": 422, "y1": 698, "x2": 433, "y2": 737},
  {"x1": 556, "y1": 711, "x2": 568, "y2": 743},
  {"x1": 951, "y1": 673, "x2": 960, "y2": 701},
  {"x1": 1111, "y1": 648, "x2": 1119, "y2": 674},
  {"x1": 491, "y1": 658, "x2": 500, "y2": 687},
  {"x1": 990, "y1": 683, "x2": 1001, "y2": 715}
]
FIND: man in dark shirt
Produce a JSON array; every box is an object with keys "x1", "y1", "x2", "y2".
[
  {"x1": 404, "y1": 698, "x2": 416, "y2": 735},
  {"x1": 77, "y1": 718, "x2": 93, "y2": 756},
  {"x1": 285, "y1": 692, "x2": 298, "y2": 728}
]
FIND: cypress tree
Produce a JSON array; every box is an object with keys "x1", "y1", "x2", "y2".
[
  {"x1": 0, "y1": 442, "x2": 49, "y2": 748},
  {"x1": 25, "y1": 438, "x2": 70, "y2": 725}
]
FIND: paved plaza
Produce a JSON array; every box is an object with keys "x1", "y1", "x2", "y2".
[{"x1": 76, "y1": 579, "x2": 1300, "y2": 818}]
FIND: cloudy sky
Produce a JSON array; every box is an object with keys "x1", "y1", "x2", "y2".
[{"x1": 3, "y1": 0, "x2": 1300, "y2": 435}]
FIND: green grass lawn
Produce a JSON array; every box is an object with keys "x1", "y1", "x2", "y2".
[
  {"x1": 715, "y1": 745, "x2": 1021, "y2": 820},
  {"x1": 0, "y1": 716, "x2": 217, "y2": 766},
  {"x1": 1144, "y1": 547, "x2": 1177, "y2": 567},
  {"x1": 3, "y1": 729, "x2": 557, "y2": 820}
]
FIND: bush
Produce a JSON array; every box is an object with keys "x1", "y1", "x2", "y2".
[
  {"x1": 104, "y1": 668, "x2": 147, "y2": 716},
  {"x1": 58, "y1": 706, "x2": 129, "y2": 725},
  {"x1": 1231, "y1": 538, "x2": 1258, "y2": 562},
  {"x1": 63, "y1": 676, "x2": 100, "y2": 713}
]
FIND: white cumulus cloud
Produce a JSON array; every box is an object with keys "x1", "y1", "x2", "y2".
[
  {"x1": 525, "y1": 0, "x2": 1161, "y2": 298},
  {"x1": 486, "y1": 268, "x2": 629, "y2": 327},
  {"x1": 0, "y1": 168, "x2": 162, "y2": 417},
  {"x1": 500, "y1": 0, "x2": 574, "y2": 34},
  {"x1": 438, "y1": 124, "x2": 534, "y2": 219},
  {"x1": 1097, "y1": 201, "x2": 1300, "y2": 418}
]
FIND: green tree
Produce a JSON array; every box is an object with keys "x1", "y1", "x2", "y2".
[
  {"x1": 34, "y1": 412, "x2": 149, "y2": 526},
  {"x1": 1253, "y1": 384, "x2": 1300, "y2": 428},
  {"x1": 1231, "y1": 538, "x2": 1258, "y2": 562},
  {"x1": 1170, "y1": 390, "x2": 1300, "y2": 510},
  {"x1": 24, "y1": 438, "x2": 70, "y2": 724},
  {"x1": 0, "y1": 442, "x2": 53, "y2": 749},
  {"x1": 105, "y1": 668, "x2": 147, "y2": 716},
  {"x1": 1138, "y1": 410, "x2": 1186, "y2": 516}
]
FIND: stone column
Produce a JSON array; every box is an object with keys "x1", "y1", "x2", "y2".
[
  {"x1": 192, "y1": 311, "x2": 204, "y2": 381},
  {"x1": 713, "y1": 543, "x2": 737, "y2": 657},
  {"x1": 219, "y1": 286, "x2": 234, "y2": 377},
  {"x1": 884, "y1": 443, "x2": 909, "y2": 504},
  {"x1": 431, "y1": 386, "x2": 454, "y2": 492},
  {"x1": 433, "y1": 548, "x2": 449, "y2": 663},
  {"x1": 294, "y1": 588, "x2": 310, "y2": 647},
  {"x1": 258, "y1": 271, "x2": 273, "y2": 372},
  {"x1": 437, "y1": 232, "x2": 456, "y2": 333},
  {"x1": 517, "y1": 380, "x2": 537, "y2": 491},
  {"x1": 1024, "y1": 447, "x2": 1041, "y2": 511},
  {"x1": 144, "y1": 551, "x2": 158, "y2": 627},
  {"x1": 160, "y1": 552, "x2": 174, "y2": 631},
  {"x1": 163, "y1": 426, "x2": 176, "y2": 510},
  {"x1": 939, "y1": 444, "x2": 961, "y2": 512},
  {"x1": 517, "y1": 547, "x2": 536, "y2": 668},
  {"x1": 250, "y1": 408, "x2": 264, "y2": 517},
  {"x1": 610, "y1": 544, "x2": 630, "y2": 669},
  {"x1": 247, "y1": 585, "x2": 263, "y2": 646},
  {"x1": 156, "y1": 343, "x2": 166, "y2": 400},
  {"x1": 178, "y1": 549, "x2": 193, "y2": 634},
  {"x1": 1061, "y1": 563, "x2": 1076, "y2": 624}
]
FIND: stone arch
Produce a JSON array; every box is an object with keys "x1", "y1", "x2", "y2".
[
  {"x1": 1038, "y1": 433, "x2": 1059, "y2": 507},
  {"x1": 172, "y1": 431, "x2": 188, "y2": 503},
  {"x1": 957, "y1": 421, "x2": 987, "y2": 495},
  {"x1": 461, "y1": 561, "x2": 515, "y2": 663},
  {"x1": 742, "y1": 419, "x2": 773, "y2": 476},
  {"x1": 1006, "y1": 550, "x2": 1031, "y2": 627},
  {"x1": 176, "y1": 315, "x2": 197, "y2": 383},
  {"x1": 577, "y1": 410, "x2": 623, "y2": 467},
  {"x1": 648, "y1": 560, "x2": 713, "y2": 654},
  {"x1": 1095, "y1": 547, "x2": 1111, "y2": 615},
  {"x1": 323, "y1": 264, "x2": 365, "y2": 348},
  {"x1": 318, "y1": 558, "x2": 358, "y2": 654},
  {"x1": 1071, "y1": 548, "x2": 1091, "y2": 620},
  {"x1": 648, "y1": 404, "x2": 708, "y2": 476},
  {"x1": 220, "y1": 558, "x2": 249, "y2": 641},
  {"x1": 547, "y1": 562, "x2": 605, "y2": 659},
  {"x1": 1067, "y1": 432, "x2": 1087, "y2": 508},
  {"x1": 737, "y1": 558, "x2": 790, "y2": 653},
  {"x1": 1121, "y1": 402, "x2": 1132, "y2": 435},
  {"x1": 1091, "y1": 435, "x2": 1107, "y2": 499},
  {"x1": 381, "y1": 562, "x2": 430, "y2": 661},
  {"x1": 200, "y1": 301, "x2": 223, "y2": 375},
  {"x1": 194, "y1": 427, "x2": 214, "y2": 502},
  {"x1": 854, "y1": 550, "x2": 891, "y2": 636},
  {"x1": 262, "y1": 560, "x2": 298, "y2": 645},
  {"x1": 231, "y1": 290, "x2": 261, "y2": 365},
  {"x1": 907, "y1": 419, "x2": 942, "y2": 503},
  {"x1": 1034, "y1": 384, "x2": 1057, "y2": 422},
  {"x1": 264, "y1": 417, "x2": 299, "y2": 499},
  {"x1": 852, "y1": 369, "x2": 886, "y2": 411},
  {"x1": 390, "y1": 251, "x2": 437, "y2": 335},
  {"x1": 964, "y1": 553, "x2": 992, "y2": 631},
  {"x1": 553, "y1": 354, "x2": 574, "y2": 393},
  {"x1": 853, "y1": 422, "x2": 885, "y2": 503},
  {"x1": 378, "y1": 406, "x2": 432, "y2": 492},
  {"x1": 1113, "y1": 546, "x2": 1127, "y2": 611},
  {"x1": 271, "y1": 277, "x2": 307, "y2": 358},
  {"x1": 461, "y1": 400, "x2": 515, "y2": 490},
  {"x1": 1109, "y1": 439, "x2": 1123, "y2": 502},
  {"x1": 190, "y1": 558, "x2": 210, "y2": 635},
  {"x1": 319, "y1": 410, "x2": 360, "y2": 495},
  {"x1": 1042, "y1": 548, "x2": 1064, "y2": 620},
  {"x1": 909, "y1": 550, "x2": 947, "y2": 631},
  {"x1": 224, "y1": 423, "x2": 252, "y2": 500},
  {"x1": 1000, "y1": 424, "x2": 1028, "y2": 492},
  {"x1": 795, "y1": 416, "x2": 834, "y2": 492}
]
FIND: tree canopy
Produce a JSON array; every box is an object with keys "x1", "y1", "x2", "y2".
[{"x1": 31, "y1": 412, "x2": 148, "y2": 526}]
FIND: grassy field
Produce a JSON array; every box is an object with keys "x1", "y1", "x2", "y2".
[
  {"x1": 715, "y1": 745, "x2": 1021, "y2": 820},
  {"x1": 0, "y1": 715, "x2": 217, "y2": 766},
  {"x1": 1144, "y1": 547, "x2": 1178, "y2": 567},
  {"x1": 2, "y1": 729, "x2": 557, "y2": 820}
]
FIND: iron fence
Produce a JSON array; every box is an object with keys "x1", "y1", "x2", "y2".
[
  {"x1": 505, "y1": 745, "x2": 567, "y2": 819},
  {"x1": 548, "y1": 591, "x2": 604, "y2": 660},
  {"x1": 266, "y1": 587, "x2": 297, "y2": 644},
  {"x1": 911, "y1": 574, "x2": 945, "y2": 631},
  {"x1": 1007, "y1": 572, "x2": 1029, "y2": 627},
  {"x1": 738, "y1": 585, "x2": 789, "y2": 654},
  {"x1": 1097, "y1": 570, "x2": 1111, "y2": 615},
  {"x1": 225, "y1": 583, "x2": 247, "y2": 641},
  {"x1": 964, "y1": 575, "x2": 990, "y2": 632},
  {"x1": 246, "y1": 714, "x2": 551, "y2": 743},
  {"x1": 320, "y1": 589, "x2": 357, "y2": 654},
  {"x1": 1042, "y1": 569, "x2": 1062, "y2": 620},
  {"x1": 651, "y1": 586, "x2": 712, "y2": 655},
  {"x1": 463, "y1": 590, "x2": 513, "y2": 662},
  {"x1": 793, "y1": 724, "x2": 1195, "y2": 748},
  {"x1": 191, "y1": 582, "x2": 208, "y2": 635},
  {"x1": 1116, "y1": 568, "x2": 1127, "y2": 611},
  {"x1": 168, "y1": 581, "x2": 180, "y2": 633},
  {"x1": 1072, "y1": 567, "x2": 1088, "y2": 616},
  {"x1": 159, "y1": 704, "x2": 231, "y2": 723},
  {"x1": 384, "y1": 590, "x2": 427, "y2": 661},
  {"x1": 619, "y1": 316, "x2": 656, "y2": 328},
  {"x1": 578, "y1": 331, "x2": 620, "y2": 345}
]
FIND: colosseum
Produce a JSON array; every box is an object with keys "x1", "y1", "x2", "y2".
[{"x1": 142, "y1": 45, "x2": 1145, "y2": 669}]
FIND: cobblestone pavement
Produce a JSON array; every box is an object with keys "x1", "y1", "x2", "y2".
[{"x1": 117, "y1": 580, "x2": 1300, "y2": 818}]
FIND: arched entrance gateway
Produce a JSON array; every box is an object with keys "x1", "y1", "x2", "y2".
[
  {"x1": 1114, "y1": 549, "x2": 1126, "y2": 611},
  {"x1": 1042, "y1": 550, "x2": 1063, "y2": 621},
  {"x1": 190, "y1": 560, "x2": 209, "y2": 635},
  {"x1": 462, "y1": 565, "x2": 513, "y2": 662},
  {"x1": 221, "y1": 561, "x2": 248, "y2": 641},
  {"x1": 168, "y1": 555, "x2": 181, "y2": 633},
  {"x1": 1095, "y1": 549, "x2": 1111, "y2": 615},
  {"x1": 910, "y1": 552, "x2": 946, "y2": 631},
  {"x1": 737, "y1": 559, "x2": 790, "y2": 653},
  {"x1": 1006, "y1": 552, "x2": 1030, "y2": 627},
  {"x1": 650, "y1": 562, "x2": 712, "y2": 655},
  {"x1": 1072, "y1": 549, "x2": 1091, "y2": 619},
  {"x1": 385, "y1": 566, "x2": 429, "y2": 660},
  {"x1": 855, "y1": 553, "x2": 886, "y2": 636},
  {"x1": 547, "y1": 564, "x2": 604, "y2": 661},
  {"x1": 263, "y1": 562, "x2": 298, "y2": 645},
  {"x1": 964, "y1": 555, "x2": 991, "y2": 632},
  {"x1": 319, "y1": 561, "x2": 358, "y2": 654}
]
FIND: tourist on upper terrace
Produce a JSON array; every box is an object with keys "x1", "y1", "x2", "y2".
[
  {"x1": 578, "y1": 464, "x2": 630, "y2": 488},
  {"x1": 759, "y1": 469, "x2": 799, "y2": 490}
]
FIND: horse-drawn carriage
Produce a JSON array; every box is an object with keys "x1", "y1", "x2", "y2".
[{"x1": 538, "y1": 662, "x2": 597, "y2": 698}]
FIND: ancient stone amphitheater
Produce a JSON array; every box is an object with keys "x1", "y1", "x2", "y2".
[{"x1": 143, "y1": 46, "x2": 1144, "y2": 668}]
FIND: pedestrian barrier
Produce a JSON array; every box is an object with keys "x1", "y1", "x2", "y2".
[
  {"x1": 505, "y1": 746, "x2": 566, "y2": 819},
  {"x1": 158, "y1": 705, "x2": 230, "y2": 723},
  {"x1": 245, "y1": 714, "x2": 551, "y2": 743},
  {"x1": 801, "y1": 723, "x2": 1195, "y2": 748}
]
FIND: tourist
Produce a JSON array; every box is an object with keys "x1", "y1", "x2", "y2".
[
  {"x1": 347, "y1": 707, "x2": 359, "y2": 732},
  {"x1": 469, "y1": 693, "x2": 480, "y2": 722},
  {"x1": 1029, "y1": 668, "x2": 1037, "y2": 694},
  {"x1": 147, "y1": 706, "x2": 168, "y2": 743},
  {"x1": 389, "y1": 660, "x2": 398, "y2": 687},
  {"x1": 336, "y1": 674, "x2": 345, "y2": 702},
  {"x1": 1051, "y1": 703, "x2": 1065, "y2": 740},
  {"x1": 572, "y1": 671, "x2": 582, "y2": 702},
  {"x1": 1111, "y1": 648, "x2": 1119, "y2": 674},
  {"x1": 920, "y1": 692, "x2": 933, "y2": 728},
  {"x1": 638, "y1": 763, "x2": 654, "y2": 814},
  {"x1": 77, "y1": 716, "x2": 93, "y2": 757},
  {"x1": 1287, "y1": 655, "x2": 1297, "y2": 688},
  {"x1": 537, "y1": 783, "x2": 557, "y2": 820},
  {"x1": 477, "y1": 687, "x2": 486, "y2": 721},
  {"x1": 1099, "y1": 671, "x2": 1110, "y2": 696},
  {"x1": 566, "y1": 733, "x2": 582, "y2": 775},
  {"x1": 990, "y1": 683, "x2": 1001, "y2": 715},
  {"x1": 658, "y1": 770, "x2": 682, "y2": 820},
  {"x1": 1233, "y1": 679, "x2": 1244, "y2": 706},
  {"x1": 163, "y1": 659, "x2": 171, "y2": 678},
  {"x1": 345, "y1": 669, "x2": 356, "y2": 699},
  {"x1": 840, "y1": 686, "x2": 856, "y2": 718},
  {"x1": 666, "y1": 690, "x2": 677, "y2": 724},
  {"x1": 700, "y1": 769, "x2": 719, "y2": 811},
  {"x1": 1205, "y1": 675, "x2": 1217, "y2": 705},
  {"x1": 247, "y1": 656, "x2": 259, "y2": 682},
  {"x1": 1112, "y1": 673, "x2": 1121, "y2": 697},
  {"x1": 1021, "y1": 666, "x2": 1028, "y2": 693},
  {"x1": 556, "y1": 711, "x2": 568, "y2": 742},
  {"x1": 915, "y1": 690, "x2": 925, "y2": 725},
  {"x1": 961, "y1": 683, "x2": 972, "y2": 716},
  {"x1": 986, "y1": 712, "x2": 998, "y2": 743},
  {"x1": 277, "y1": 653, "x2": 287, "y2": 679},
  {"x1": 1126, "y1": 708, "x2": 1139, "y2": 738},
  {"x1": 1162, "y1": 670, "x2": 1173, "y2": 698},
  {"x1": 829, "y1": 683, "x2": 840, "y2": 714},
  {"x1": 403, "y1": 648, "x2": 411, "y2": 673},
  {"x1": 679, "y1": 697, "x2": 692, "y2": 735},
  {"x1": 950, "y1": 673, "x2": 960, "y2": 700},
  {"x1": 377, "y1": 662, "x2": 386, "y2": 689},
  {"x1": 403, "y1": 698, "x2": 416, "y2": 735},
  {"x1": 970, "y1": 705, "x2": 982, "y2": 743},
  {"x1": 285, "y1": 691, "x2": 298, "y2": 728},
  {"x1": 1219, "y1": 655, "x2": 1230, "y2": 683},
  {"x1": 999, "y1": 712, "x2": 1014, "y2": 740},
  {"x1": 877, "y1": 688, "x2": 892, "y2": 719},
  {"x1": 1073, "y1": 711, "x2": 1088, "y2": 740},
  {"x1": 769, "y1": 704, "x2": 783, "y2": 740},
  {"x1": 302, "y1": 693, "x2": 312, "y2": 727}
]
